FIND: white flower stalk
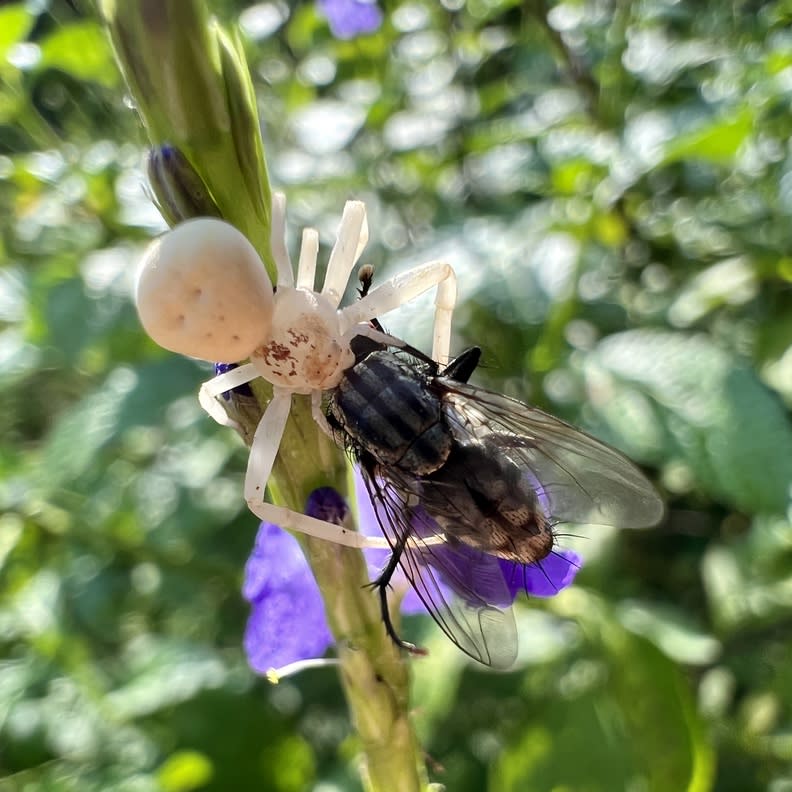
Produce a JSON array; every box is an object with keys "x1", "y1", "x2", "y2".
[{"x1": 106, "y1": 1, "x2": 428, "y2": 785}]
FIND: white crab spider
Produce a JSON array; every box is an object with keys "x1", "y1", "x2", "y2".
[{"x1": 136, "y1": 193, "x2": 457, "y2": 551}]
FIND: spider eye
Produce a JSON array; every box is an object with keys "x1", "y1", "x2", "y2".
[{"x1": 136, "y1": 218, "x2": 274, "y2": 363}]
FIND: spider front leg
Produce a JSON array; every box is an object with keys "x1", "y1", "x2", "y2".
[
  {"x1": 321, "y1": 201, "x2": 368, "y2": 306},
  {"x1": 341, "y1": 259, "x2": 457, "y2": 364},
  {"x1": 252, "y1": 502, "x2": 391, "y2": 550},
  {"x1": 199, "y1": 363, "x2": 259, "y2": 428}
]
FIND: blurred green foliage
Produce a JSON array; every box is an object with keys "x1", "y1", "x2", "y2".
[{"x1": 2, "y1": 0, "x2": 792, "y2": 790}]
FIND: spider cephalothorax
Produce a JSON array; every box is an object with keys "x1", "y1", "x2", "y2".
[{"x1": 251, "y1": 285, "x2": 355, "y2": 392}]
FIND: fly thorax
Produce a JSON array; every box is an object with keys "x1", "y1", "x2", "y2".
[
  {"x1": 251, "y1": 287, "x2": 354, "y2": 392},
  {"x1": 330, "y1": 351, "x2": 452, "y2": 475}
]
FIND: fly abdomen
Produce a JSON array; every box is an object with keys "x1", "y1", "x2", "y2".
[
  {"x1": 421, "y1": 441, "x2": 553, "y2": 564},
  {"x1": 329, "y1": 350, "x2": 452, "y2": 474}
]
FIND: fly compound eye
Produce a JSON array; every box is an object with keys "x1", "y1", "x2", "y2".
[{"x1": 135, "y1": 218, "x2": 274, "y2": 363}]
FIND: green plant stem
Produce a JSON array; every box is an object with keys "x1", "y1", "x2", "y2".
[
  {"x1": 246, "y1": 389, "x2": 426, "y2": 792},
  {"x1": 101, "y1": 0, "x2": 274, "y2": 273}
]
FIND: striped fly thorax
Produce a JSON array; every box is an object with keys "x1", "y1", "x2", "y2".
[{"x1": 327, "y1": 350, "x2": 452, "y2": 475}]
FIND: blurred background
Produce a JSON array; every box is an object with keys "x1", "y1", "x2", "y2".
[{"x1": 2, "y1": 0, "x2": 792, "y2": 790}]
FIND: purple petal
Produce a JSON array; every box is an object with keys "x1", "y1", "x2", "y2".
[
  {"x1": 242, "y1": 521, "x2": 308, "y2": 603},
  {"x1": 318, "y1": 0, "x2": 382, "y2": 39},
  {"x1": 244, "y1": 584, "x2": 332, "y2": 674},
  {"x1": 412, "y1": 534, "x2": 515, "y2": 609},
  {"x1": 499, "y1": 549, "x2": 583, "y2": 600},
  {"x1": 396, "y1": 582, "x2": 426, "y2": 614},
  {"x1": 243, "y1": 521, "x2": 333, "y2": 672}
]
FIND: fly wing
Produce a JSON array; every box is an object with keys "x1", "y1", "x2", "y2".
[
  {"x1": 361, "y1": 461, "x2": 518, "y2": 669},
  {"x1": 438, "y1": 379, "x2": 664, "y2": 529}
]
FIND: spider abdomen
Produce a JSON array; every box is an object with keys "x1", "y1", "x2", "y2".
[{"x1": 329, "y1": 350, "x2": 452, "y2": 475}]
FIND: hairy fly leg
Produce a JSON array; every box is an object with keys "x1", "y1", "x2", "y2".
[{"x1": 369, "y1": 532, "x2": 428, "y2": 657}]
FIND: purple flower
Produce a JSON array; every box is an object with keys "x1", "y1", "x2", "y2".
[
  {"x1": 244, "y1": 519, "x2": 333, "y2": 672},
  {"x1": 500, "y1": 551, "x2": 581, "y2": 599},
  {"x1": 318, "y1": 0, "x2": 382, "y2": 40},
  {"x1": 242, "y1": 474, "x2": 582, "y2": 674},
  {"x1": 243, "y1": 485, "x2": 423, "y2": 674}
]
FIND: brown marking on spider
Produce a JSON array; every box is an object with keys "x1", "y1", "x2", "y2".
[
  {"x1": 288, "y1": 328, "x2": 309, "y2": 346},
  {"x1": 259, "y1": 341, "x2": 293, "y2": 365}
]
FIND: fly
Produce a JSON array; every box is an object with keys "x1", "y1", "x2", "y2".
[{"x1": 326, "y1": 334, "x2": 664, "y2": 669}]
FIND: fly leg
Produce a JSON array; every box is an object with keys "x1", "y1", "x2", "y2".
[
  {"x1": 342, "y1": 259, "x2": 457, "y2": 365},
  {"x1": 370, "y1": 536, "x2": 428, "y2": 657},
  {"x1": 441, "y1": 347, "x2": 481, "y2": 383}
]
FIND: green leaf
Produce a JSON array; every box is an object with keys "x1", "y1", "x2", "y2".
[
  {"x1": 106, "y1": 637, "x2": 227, "y2": 719},
  {"x1": 0, "y1": 513, "x2": 23, "y2": 572},
  {"x1": 492, "y1": 591, "x2": 715, "y2": 792},
  {"x1": 0, "y1": 4, "x2": 33, "y2": 63},
  {"x1": 37, "y1": 367, "x2": 136, "y2": 490},
  {"x1": 259, "y1": 735, "x2": 316, "y2": 792},
  {"x1": 616, "y1": 600, "x2": 721, "y2": 665},
  {"x1": 668, "y1": 256, "x2": 758, "y2": 327},
  {"x1": 702, "y1": 512, "x2": 792, "y2": 633},
  {"x1": 663, "y1": 109, "x2": 754, "y2": 165},
  {"x1": 757, "y1": 312, "x2": 792, "y2": 406},
  {"x1": 38, "y1": 21, "x2": 117, "y2": 87},
  {"x1": 584, "y1": 330, "x2": 792, "y2": 513},
  {"x1": 114, "y1": 356, "x2": 204, "y2": 432},
  {"x1": 157, "y1": 751, "x2": 214, "y2": 792},
  {"x1": 551, "y1": 159, "x2": 597, "y2": 196}
]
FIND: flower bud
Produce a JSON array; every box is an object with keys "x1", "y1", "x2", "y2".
[
  {"x1": 102, "y1": 1, "x2": 275, "y2": 276},
  {"x1": 148, "y1": 145, "x2": 222, "y2": 226}
]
